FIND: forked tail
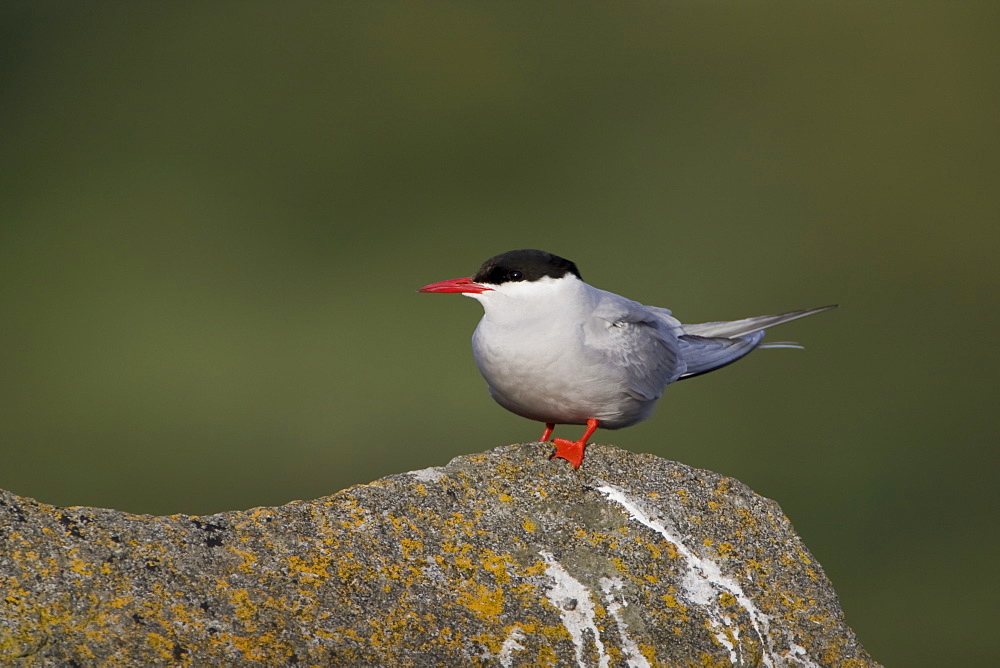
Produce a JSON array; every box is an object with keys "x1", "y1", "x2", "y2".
[{"x1": 677, "y1": 305, "x2": 837, "y2": 380}]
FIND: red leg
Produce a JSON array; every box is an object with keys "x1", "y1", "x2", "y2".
[
  {"x1": 550, "y1": 419, "x2": 599, "y2": 469},
  {"x1": 539, "y1": 423, "x2": 555, "y2": 442}
]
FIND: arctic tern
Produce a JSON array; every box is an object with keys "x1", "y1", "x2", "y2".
[{"x1": 420, "y1": 249, "x2": 835, "y2": 469}]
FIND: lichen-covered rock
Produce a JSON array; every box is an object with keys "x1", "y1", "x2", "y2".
[{"x1": 0, "y1": 443, "x2": 878, "y2": 666}]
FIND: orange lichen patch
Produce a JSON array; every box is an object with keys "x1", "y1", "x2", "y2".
[
  {"x1": 744, "y1": 558, "x2": 768, "y2": 576},
  {"x1": 334, "y1": 500, "x2": 370, "y2": 530},
  {"x1": 387, "y1": 513, "x2": 424, "y2": 536},
  {"x1": 438, "y1": 512, "x2": 484, "y2": 540},
  {"x1": 107, "y1": 595, "x2": 134, "y2": 609},
  {"x1": 481, "y1": 551, "x2": 513, "y2": 585},
  {"x1": 287, "y1": 554, "x2": 331, "y2": 581},
  {"x1": 66, "y1": 554, "x2": 94, "y2": 577},
  {"x1": 132, "y1": 584, "x2": 168, "y2": 623},
  {"x1": 735, "y1": 508, "x2": 758, "y2": 529},
  {"x1": 228, "y1": 588, "x2": 258, "y2": 627},
  {"x1": 169, "y1": 601, "x2": 206, "y2": 632},
  {"x1": 523, "y1": 558, "x2": 549, "y2": 578},
  {"x1": 399, "y1": 537, "x2": 425, "y2": 560},
  {"x1": 638, "y1": 643, "x2": 658, "y2": 665},
  {"x1": 144, "y1": 632, "x2": 175, "y2": 661},
  {"x1": 698, "y1": 650, "x2": 734, "y2": 667},
  {"x1": 471, "y1": 624, "x2": 524, "y2": 658},
  {"x1": 716, "y1": 542, "x2": 735, "y2": 559},
  {"x1": 456, "y1": 582, "x2": 503, "y2": 619},
  {"x1": 439, "y1": 539, "x2": 465, "y2": 556},
  {"x1": 228, "y1": 547, "x2": 258, "y2": 573},
  {"x1": 536, "y1": 643, "x2": 558, "y2": 665},
  {"x1": 358, "y1": 605, "x2": 447, "y2": 653},
  {"x1": 540, "y1": 623, "x2": 572, "y2": 643},
  {"x1": 243, "y1": 506, "x2": 278, "y2": 521},
  {"x1": 522, "y1": 519, "x2": 536, "y2": 533},
  {"x1": 333, "y1": 552, "x2": 363, "y2": 582},
  {"x1": 73, "y1": 639, "x2": 98, "y2": 660},
  {"x1": 211, "y1": 629, "x2": 295, "y2": 663}
]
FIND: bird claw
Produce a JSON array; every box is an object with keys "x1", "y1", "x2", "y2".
[{"x1": 550, "y1": 438, "x2": 586, "y2": 469}]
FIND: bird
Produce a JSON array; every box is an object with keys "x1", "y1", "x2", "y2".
[{"x1": 419, "y1": 249, "x2": 835, "y2": 469}]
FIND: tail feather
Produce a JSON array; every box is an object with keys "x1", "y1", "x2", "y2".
[
  {"x1": 680, "y1": 305, "x2": 837, "y2": 339},
  {"x1": 677, "y1": 331, "x2": 765, "y2": 379},
  {"x1": 677, "y1": 305, "x2": 836, "y2": 380}
]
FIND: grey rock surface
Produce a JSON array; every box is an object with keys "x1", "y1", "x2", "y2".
[{"x1": 0, "y1": 443, "x2": 878, "y2": 666}]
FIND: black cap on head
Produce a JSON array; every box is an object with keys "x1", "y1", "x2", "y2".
[{"x1": 472, "y1": 249, "x2": 582, "y2": 285}]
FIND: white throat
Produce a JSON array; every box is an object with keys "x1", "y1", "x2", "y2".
[{"x1": 467, "y1": 275, "x2": 591, "y2": 325}]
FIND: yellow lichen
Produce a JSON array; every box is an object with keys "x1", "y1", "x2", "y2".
[
  {"x1": 228, "y1": 547, "x2": 258, "y2": 575},
  {"x1": 399, "y1": 537, "x2": 424, "y2": 559},
  {"x1": 456, "y1": 583, "x2": 503, "y2": 619},
  {"x1": 145, "y1": 632, "x2": 175, "y2": 661},
  {"x1": 716, "y1": 542, "x2": 735, "y2": 558},
  {"x1": 481, "y1": 551, "x2": 512, "y2": 585},
  {"x1": 228, "y1": 588, "x2": 257, "y2": 627}
]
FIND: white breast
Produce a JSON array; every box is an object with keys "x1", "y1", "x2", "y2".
[{"x1": 471, "y1": 316, "x2": 653, "y2": 428}]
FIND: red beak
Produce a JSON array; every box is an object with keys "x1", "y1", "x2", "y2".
[{"x1": 418, "y1": 276, "x2": 493, "y2": 294}]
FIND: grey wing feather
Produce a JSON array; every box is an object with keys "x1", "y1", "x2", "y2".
[{"x1": 586, "y1": 291, "x2": 686, "y2": 400}]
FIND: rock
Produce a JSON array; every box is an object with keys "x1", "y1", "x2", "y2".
[{"x1": 0, "y1": 443, "x2": 878, "y2": 666}]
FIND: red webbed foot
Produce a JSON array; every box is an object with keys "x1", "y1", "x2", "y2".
[
  {"x1": 548, "y1": 419, "x2": 599, "y2": 470},
  {"x1": 551, "y1": 438, "x2": 586, "y2": 469}
]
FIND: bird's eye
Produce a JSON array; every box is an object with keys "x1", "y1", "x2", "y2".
[{"x1": 507, "y1": 270, "x2": 523, "y2": 281}]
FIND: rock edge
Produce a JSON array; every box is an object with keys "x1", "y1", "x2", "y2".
[{"x1": 0, "y1": 443, "x2": 879, "y2": 667}]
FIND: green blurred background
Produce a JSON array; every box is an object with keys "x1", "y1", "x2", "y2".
[{"x1": 2, "y1": 2, "x2": 997, "y2": 664}]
